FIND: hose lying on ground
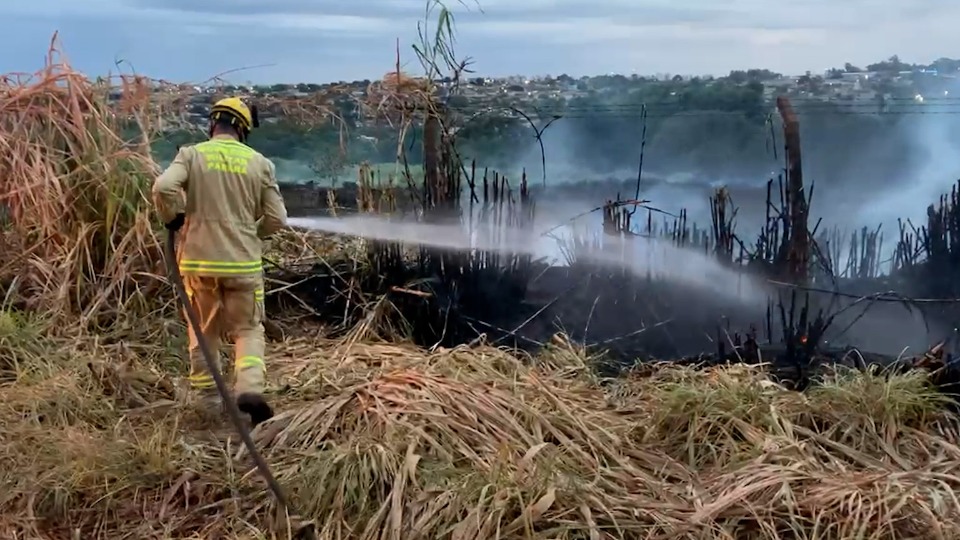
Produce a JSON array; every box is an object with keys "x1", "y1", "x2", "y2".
[{"x1": 164, "y1": 228, "x2": 309, "y2": 534}]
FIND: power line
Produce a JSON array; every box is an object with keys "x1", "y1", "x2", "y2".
[
  {"x1": 446, "y1": 104, "x2": 960, "y2": 118},
  {"x1": 506, "y1": 102, "x2": 960, "y2": 109},
  {"x1": 453, "y1": 95, "x2": 960, "y2": 104},
  {"x1": 771, "y1": 96, "x2": 959, "y2": 102},
  {"x1": 551, "y1": 108, "x2": 960, "y2": 115},
  {"x1": 447, "y1": 101, "x2": 960, "y2": 111},
  {"x1": 449, "y1": 104, "x2": 960, "y2": 112},
  {"x1": 545, "y1": 111, "x2": 960, "y2": 118}
]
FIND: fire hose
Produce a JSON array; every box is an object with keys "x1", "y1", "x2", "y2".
[{"x1": 163, "y1": 228, "x2": 302, "y2": 527}]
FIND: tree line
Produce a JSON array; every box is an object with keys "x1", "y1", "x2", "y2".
[{"x1": 149, "y1": 56, "x2": 959, "y2": 183}]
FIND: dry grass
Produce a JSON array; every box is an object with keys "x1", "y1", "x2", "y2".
[
  {"x1": 3, "y1": 40, "x2": 960, "y2": 540},
  {"x1": 0, "y1": 37, "x2": 167, "y2": 328},
  {"x1": 2, "y1": 325, "x2": 960, "y2": 539},
  {"x1": 0, "y1": 36, "x2": 341, "y2": 330}
]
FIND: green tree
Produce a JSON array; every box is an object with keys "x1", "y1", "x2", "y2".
[
  {"x1": 867, "y1": 55, "x2": 909, "y2": 73},
  {"x1": 929, "y1": 57, "x2": 960, "y2": 73}
]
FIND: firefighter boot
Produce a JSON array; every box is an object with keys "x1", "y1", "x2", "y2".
[{"x1": 237, "y1": 392, "x2": 274, "y2": 427}]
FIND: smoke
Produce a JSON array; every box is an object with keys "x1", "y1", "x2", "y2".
[
  {"x1": 442, "y1": 99, "x2": 960, "y2": 355},
  {"x1": 470, "y1": 95, "x2": 960, "y2": 251},
  {"x1": 281, "y1": 87, "x2": 960, "y2": 355},
  {"x1": 849, "y1": 111, "x2": 960, "y2": 228},
  {"x1": 288, "y1": 211, "x2": 949, "y2": 356}
]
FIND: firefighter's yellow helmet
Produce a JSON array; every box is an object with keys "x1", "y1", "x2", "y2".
[{"x1": 209, "y1": 97, "x2": 258, "y2": 135}]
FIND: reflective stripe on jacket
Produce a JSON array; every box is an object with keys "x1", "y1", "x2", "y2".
[{"x1": 151, "y1": 135, "x2": 288, "y2": 277}]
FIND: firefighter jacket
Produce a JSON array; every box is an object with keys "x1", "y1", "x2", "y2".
[{"x1": 152, "y1": 135, "x2": 288, "y2": 277}]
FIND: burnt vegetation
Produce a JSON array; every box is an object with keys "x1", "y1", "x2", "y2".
[{"x1": 268, "y1": 72, "x2": 960, "y2": 396}]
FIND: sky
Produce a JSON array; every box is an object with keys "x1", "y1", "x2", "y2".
[{"x1": 3, "y1": 0, "x2": 959, "y2": 84}]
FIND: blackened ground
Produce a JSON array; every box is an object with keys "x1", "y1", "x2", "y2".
[
  {"x1": 270, "y1": 176, "x2": 960, "y2": 394},
  {"x1": 266, "y1": 250, "x2": 957, "y2": 393}
]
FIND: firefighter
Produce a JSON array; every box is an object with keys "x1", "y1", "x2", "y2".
[{"x1": 152, "y1": 97, "x2": 288, "y2": 427}]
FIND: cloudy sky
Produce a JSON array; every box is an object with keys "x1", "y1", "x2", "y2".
[{"x1": 3, "y1": 0, "x2": 957, "y2": 84}]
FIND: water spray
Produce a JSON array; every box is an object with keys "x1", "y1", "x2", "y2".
[{"x1": 286, "y1": 213, "x2": 770, "y2": 305}]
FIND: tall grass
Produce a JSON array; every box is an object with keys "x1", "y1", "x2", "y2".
[{"x1": 0, "y1": 37, "x2": 167, "y2": 328}]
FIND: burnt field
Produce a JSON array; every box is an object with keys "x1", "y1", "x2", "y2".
[{"x1": 271, "y1": 149, "x2": 960, "y2": 392}]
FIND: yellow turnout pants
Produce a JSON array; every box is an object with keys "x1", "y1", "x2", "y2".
[{"x1": 182, "y1": 274, "x2": 266, "y2": 396}]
